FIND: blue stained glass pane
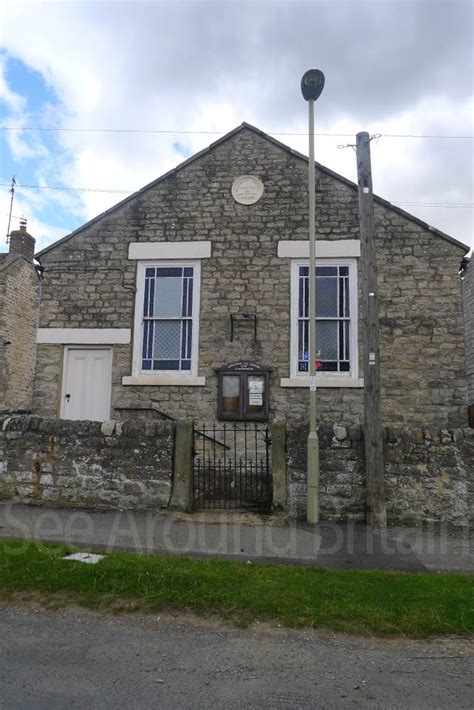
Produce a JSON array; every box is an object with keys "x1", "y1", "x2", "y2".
[
  {"x1": 340, "y1": 266, "x2": 349, "y2": 276},
  {"x1": 149, "y1": 279, "x2": 155, "y2": 317},
  {"x1": 321, "y1": 362, "x2": 338, "y2": 371},
  {"x1": 142, "y1": 320, "x2": 148, "y2": 359},
  {"x1": 181, "y1": 360, "x2": 191, "y2": 370},
  {"x1": 142, "y1": 320, "x2": 153, "y2": 359},
  {"x1": 182, "y1": 279, "x2": 188, "y2": 317},
  {"x1": 188, "y1": 278, "x2": 193, "y2": 315},
  {"x1": 143, "y1": 279, "x2": 149, "y2": 317},
  {"x1": 142, "y1": 360, "x2": 152, "y2": 370},
  {"x1": 339, "y1": 321, "x2": 344, "y2": 359},
  {"x1": 298, "y1": 320, "x2": 304, "y2": 360},
  {"x1": 187, "y1": 321, "x2": 193, "y2": 358},
  {"x1": 155, "y1": 267, "x2": 182, "y2": 277},
  {"x1": 183, "y1": 267, "x2": 193, "y2": 277},
  {"x1": 316, "y1": 267, "x2": 337, "y2": 276},
  {"x1": 153, "y1": 360, "x2": 180, "y2": 370},
  {"x1": 145, "y1": 268, "x2": 155, "y2": 277},
  {"x1": 299, "y1": 362, "x2": 309, "y2": 372},
  {"x1": 147, "y1": 321, "x2": 154, "y2": 358},
  {"x1": 299, "y1": 266, "x2": 309, "y2": 276},
  {"x1": 181, "y1": 320, "x2": 187, "y2": 358}
]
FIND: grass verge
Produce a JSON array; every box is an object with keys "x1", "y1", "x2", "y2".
[{"x1": 0, "y1": 538, "x2": 472, "y2": 638}]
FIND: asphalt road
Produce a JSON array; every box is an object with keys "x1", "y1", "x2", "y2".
[{"x1": 0, "y1": 605, "x2": 472, "y2": 709}]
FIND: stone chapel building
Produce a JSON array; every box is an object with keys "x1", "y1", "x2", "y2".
[{"x1": 31, "y1": 124, "x2": 469, "y2": 431}]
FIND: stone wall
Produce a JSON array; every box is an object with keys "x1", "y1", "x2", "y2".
[
  {"x1": 33, "y1": 126, "x2": 468, "y2": 429},
  {"x1": 0, "y1": 414, "x2": 174, "y2": 510},
  {"x1": 1, "y1": 412, "x2": 472, "y2": 530},
  {"x1": 0, "y1": 257, "x2": 40, "y2": 410},
  {"x1": 462, "y1": 261, "x2": 474, "y2": 405},
  {"x1": 287, "y1": 423, "x2": 474, "y2": 531}
]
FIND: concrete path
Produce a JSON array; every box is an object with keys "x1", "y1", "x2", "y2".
[
  {"x1": 0, "y1": 503, "x2": 472, "y2": 573},
  {"x1": 0, "y1": 605, "x2": 473, "y2": 709}
]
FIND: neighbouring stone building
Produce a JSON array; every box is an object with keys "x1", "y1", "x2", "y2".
[
  {"x1": 462, "y1": 258, "x2": 473, "y2": 416},
  {"x1": 1, "y1": 124, "x2": 472, "y2": 527},
  {"x1": 0, "y1": 220, "x2": 41, "y2": 411}
]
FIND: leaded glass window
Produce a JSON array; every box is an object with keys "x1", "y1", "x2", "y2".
[
  {"x1": 141, "y1": 266, "x2": 194, "y2": 371},
  {"x1": 297, "y1": 264, "x2": 351, "y2": 373}
]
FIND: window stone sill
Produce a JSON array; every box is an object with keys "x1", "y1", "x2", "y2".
[
  {"x1": 122, "y1": 375, "x2": 206, "y2": 386},
  {"x1": 280, "y1": 377, "x2": 364, "y2": 388}
]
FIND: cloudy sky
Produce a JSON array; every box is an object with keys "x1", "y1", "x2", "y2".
[{"x1": 0, "y1": 0, "x2": 472, "y2": 254}]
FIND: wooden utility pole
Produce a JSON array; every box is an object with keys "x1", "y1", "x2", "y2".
[{"x1": 356, "y1": 132, "x2": 387, "y2": 528}]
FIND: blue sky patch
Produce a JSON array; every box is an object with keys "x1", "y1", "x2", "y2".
[
  {"x1": 0, "y1": 55, "x2": 80, "y2": 244},
  {"x1": 172, "y1": 140, "x2": 192, "y2": 159},
  {"x1": 4, "y1": 57, "x2": 57, "y2": 113}
]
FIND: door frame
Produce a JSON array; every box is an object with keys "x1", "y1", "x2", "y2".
[{"x1": 60, "y1": 345, "x2": 113, "y2": 421}]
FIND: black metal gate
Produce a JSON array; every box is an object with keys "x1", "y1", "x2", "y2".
[{"x1": 192, "y1": 422, "x2": 272, "y2": 512}]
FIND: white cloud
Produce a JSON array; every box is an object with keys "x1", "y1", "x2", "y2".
[{"x1": 0, "y1": 0, "x2": 472, "y2": 252}]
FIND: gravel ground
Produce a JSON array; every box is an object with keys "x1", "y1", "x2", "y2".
[{"x1": 0, "y1": 604, "x2": 472, "y2": 709}]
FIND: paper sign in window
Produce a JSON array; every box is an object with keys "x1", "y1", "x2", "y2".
[{"x1": 248, "y1": 376, "x2": 264, "y2": 407}]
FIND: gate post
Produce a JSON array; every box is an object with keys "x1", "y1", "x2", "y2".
[
  {"x1": 169, "y1": 421, "x2": 194, "y2": 513},
  {"x1": 271, "y1": 422, "x2": 287, "y2": 511}
]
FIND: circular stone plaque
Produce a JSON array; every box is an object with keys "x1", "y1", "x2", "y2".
[{"x1": 231, "y1": 175, "x2": 264, "y2": 205}]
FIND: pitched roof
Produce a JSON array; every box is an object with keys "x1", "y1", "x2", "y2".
[{"x1": 36, "y1": 122, "x2": 469, "y2": 258}]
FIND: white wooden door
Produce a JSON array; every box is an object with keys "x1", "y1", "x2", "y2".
[{"x1": 61, "y1": 348, "x2": 112, "y2": 421}]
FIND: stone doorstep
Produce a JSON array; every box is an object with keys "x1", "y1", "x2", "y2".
[{"x1": 171, "y1": 509, "x2": 288, "y2": 527}]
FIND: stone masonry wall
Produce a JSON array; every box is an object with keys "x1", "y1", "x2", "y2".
[
  {"x1": 1, "y1": 412, "x2": 472, "y2": 529},
  {"x1": 34, "y1": 127, "x2": 468, "y2": 428},
  {"x1": 0, "y1": 257, "x2": 40, "y2": 410},
  {"x1": 0, "y1": 414, "x2": 174, "y2": 510},
  {"x1": 462, "y1": 262, "x2": 474, "y2": 404},
  {"x1": 287, "y1": 423, "x2": 474, "y2": 531}
]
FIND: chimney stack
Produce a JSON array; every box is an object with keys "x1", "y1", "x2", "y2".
[{"x1": 9, "y1": 218, "x2": 35, "y2": 260}]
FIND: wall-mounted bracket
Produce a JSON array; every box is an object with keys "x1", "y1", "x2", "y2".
[{"x1": 230, "y1": 313, "x2": 257, "y2": 343}]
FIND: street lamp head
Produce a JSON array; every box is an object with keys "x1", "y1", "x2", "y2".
[{"x1": 301, "y1": 69, "x2": 325, "y2": 101}]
